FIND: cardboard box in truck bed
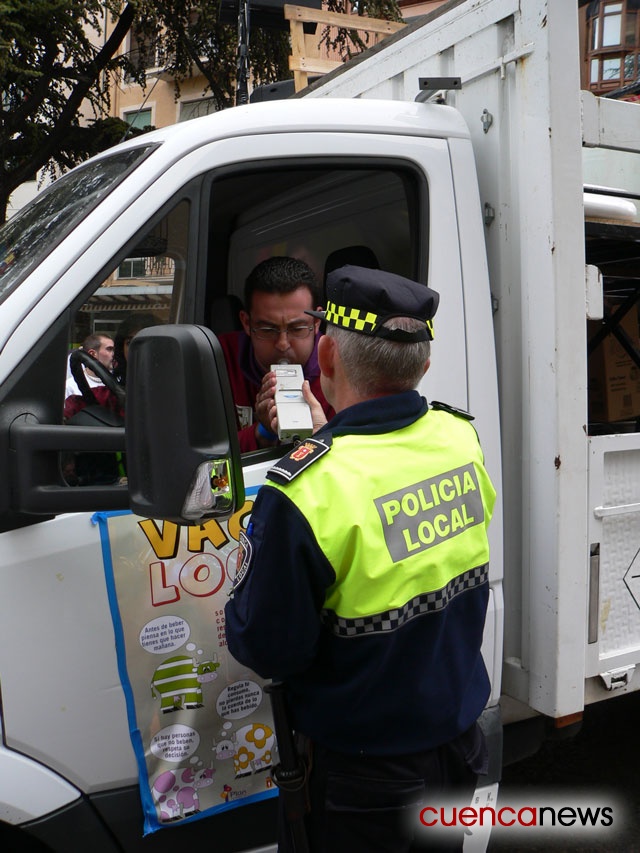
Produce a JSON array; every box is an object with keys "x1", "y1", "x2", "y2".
[{"x1": 589, "y1": 307, "x2": 640, "y2": 423}]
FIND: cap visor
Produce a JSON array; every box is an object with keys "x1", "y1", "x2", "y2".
[{"x1": 305, "y1": 309, "x2": 326, "y2": 320}]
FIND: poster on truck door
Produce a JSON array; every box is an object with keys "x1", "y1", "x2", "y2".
[{"x1": 94, "y1": 490, "x2": 278, "y2": 836}]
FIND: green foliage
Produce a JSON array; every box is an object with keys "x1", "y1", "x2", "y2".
[
  {"x1": 41, "y1": 116, "x2": 147, "y2": 175},
  {"x1": 0, "y1": 0, "x2": 138, "y2": 222},
  {"x1": 132, "y1": 1, "x2": 291, "y2": 109},
  {"x1": 0, "y1": 0, "x2": 401, "y2": 224}
]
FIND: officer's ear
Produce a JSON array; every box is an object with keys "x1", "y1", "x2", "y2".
[
  {"x1": 423, "y1": 357, "x2": 431, "y2": 375},
  {"x1": 317, "y1": 333, "x2": 335, "y2": 378}
]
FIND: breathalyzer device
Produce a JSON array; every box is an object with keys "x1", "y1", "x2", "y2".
[{"x1": 271, "y1": 363, "x2": 313, "y2": 441}]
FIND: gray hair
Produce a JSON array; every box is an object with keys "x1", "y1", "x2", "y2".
[{"x1": 328, "y1": 317, "x2": 430, "y2": 397}]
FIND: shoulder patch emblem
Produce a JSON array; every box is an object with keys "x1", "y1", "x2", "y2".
[
  {"x1": 266, "y1": 437, "x2": 331, "y2": 484},
  {"x1": 430, "y1": 400, "x2": 475, "y2": 421},
  {"x1": 230, "y1": 528, "x2": 253, "y2": 594}
]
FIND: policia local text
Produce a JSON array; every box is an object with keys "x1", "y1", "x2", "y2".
[{"x1": 375, "y1": 462, "x2": 484, "y2": 562}]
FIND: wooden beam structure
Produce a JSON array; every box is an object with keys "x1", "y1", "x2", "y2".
[{"x1": 284, "y1": 4, "x2": 406, "y2": 92}]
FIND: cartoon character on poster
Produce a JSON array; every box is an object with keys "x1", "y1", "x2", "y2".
[
  {"x1": 150, "y1": 652, "x2": 220, "y2": 713},
  {"x1": 216, "y1": 680, "x2": 275, "y2": 779},
  {"x1": 151, "y1": 763, "x2": 216, "y2": 821}
]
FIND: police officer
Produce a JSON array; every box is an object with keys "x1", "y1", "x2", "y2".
[{"x1": 224, "y1": 265, "x2": 497, "y2": 852}]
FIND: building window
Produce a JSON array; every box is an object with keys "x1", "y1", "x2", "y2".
[
  {"x1": 127, "y1": 25, "x2": 168, "y2": 71},
  {"x1": 116, "y1": 255, "x2": 175, "y2": 280},
  {"x1": 124, "y1": 108, "x2": 153, "y2": 131},
  {"x1": 588, "y1": 0, "x2": 640, "y2": 92},
  {"x1": 118, "y1": 257, "x2": 147, "y2": 279},
  {"x1": 179, "y1": 98, "x2": 217, "y2": 122}
]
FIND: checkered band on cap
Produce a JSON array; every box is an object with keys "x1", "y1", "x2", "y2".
[
  {"x1": 321, "y1": 564, "x2": 488, "y2": 638},
  {"x1": 322, "y1": 298, "x2": 435, "y2": 340},
  {"x1": 325, "y1": 300, "x2": 379, "y2": 334}
]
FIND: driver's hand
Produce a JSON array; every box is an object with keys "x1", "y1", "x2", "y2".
[
  {"x1": 255, "y1": 372, "x2": 277, "y2": 428},
  {"x1": 254, "y1": 371, "x2": 278, "y2": 446},
  {"x1": 302, "y1": 380, "x2": 328, "y2": 434}
]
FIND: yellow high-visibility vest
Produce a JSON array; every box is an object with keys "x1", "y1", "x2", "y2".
[{"x1": 267, "y1": 408, "x2": 496, "y2": 629}]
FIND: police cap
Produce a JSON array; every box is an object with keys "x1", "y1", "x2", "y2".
[{"x1": 307, "y1": 265, "x2": 439, "y2": 342}]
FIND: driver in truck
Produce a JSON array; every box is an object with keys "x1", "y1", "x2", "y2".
[
  {"x1": 225, "y1": 265, "x2": 497, "y2": 852},
  {"x1": 218, "y1": 256, "x2": 334, "y2": 452}
]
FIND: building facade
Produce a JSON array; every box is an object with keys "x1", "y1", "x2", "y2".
[{"x1": 579, "y1": 0, "x2": 640, "y2": 100}]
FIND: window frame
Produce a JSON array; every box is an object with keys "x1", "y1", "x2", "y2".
[{"x1": 587, "y1": 0, "x2": 640, "y2": 92}]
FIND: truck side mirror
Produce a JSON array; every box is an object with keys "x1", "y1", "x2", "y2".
[{"x1": 126, "y1": 325, "x2": 244, "y2": 525}]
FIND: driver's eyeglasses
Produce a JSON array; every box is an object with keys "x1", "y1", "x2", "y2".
[{"x1": 251, "y1": 323, "x2": 315, "y2": 341}]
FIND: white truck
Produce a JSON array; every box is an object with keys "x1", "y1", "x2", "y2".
[
  {"x1": 0, "y1": 0, "x2": 638, "y2": 849},
  {"x1": 302, "y1": 0, "x2": 640, "y2": 740}
]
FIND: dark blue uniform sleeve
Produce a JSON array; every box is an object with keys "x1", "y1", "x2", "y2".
[{"x1": 224, "y1": 485, "x2": 336, "y2": 679}]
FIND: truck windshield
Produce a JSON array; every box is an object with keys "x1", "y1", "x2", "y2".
[{"x1": 0, "y1": 144, "x2": 156, "y2": 304}]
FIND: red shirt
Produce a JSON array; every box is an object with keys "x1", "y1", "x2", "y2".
[{"x1": 64, "y1": 387, "x2": 124, "y2": 421}]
